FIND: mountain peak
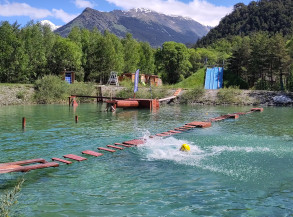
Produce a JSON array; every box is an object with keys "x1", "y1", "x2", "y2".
[{"x1": 55, "y1": 8, "x2": 210, "y2": 47}]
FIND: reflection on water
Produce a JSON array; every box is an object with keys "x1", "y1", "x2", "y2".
[{"x1": 0, "y1": 104, "x2": 293, "y2": 216}]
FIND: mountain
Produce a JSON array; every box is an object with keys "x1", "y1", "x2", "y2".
[
  {"x1": 55, "y1": 8, "x2": 211, "y2": 47},
  {"x1": 197, "y1": 0, "x2": 293, "y2": 46},
  {"x1": 40, "y1": 20, "x2": 60, "y2": 31}
]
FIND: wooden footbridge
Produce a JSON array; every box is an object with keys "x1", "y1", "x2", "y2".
[{"x1": 0, "y1": 108, "x2": 263, "y2": 174}]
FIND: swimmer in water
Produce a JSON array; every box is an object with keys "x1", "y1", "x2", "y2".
[{"x1": 180, "y1": 144, "x2": 190, "y2": 152}]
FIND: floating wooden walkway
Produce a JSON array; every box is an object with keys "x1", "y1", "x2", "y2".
[
  {"x1": 0, "y1": 108, "x2": 263, "y2": 174},
  {"x1": 159, "y1": 88, "x2": 182, "y2": 103}
]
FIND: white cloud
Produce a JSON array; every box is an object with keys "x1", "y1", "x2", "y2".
[
  {"x1": 0, "y1": 2, "x2": 52, "y2": 19},
  {"x1": 106, "y1": 0, "x2": 232, "y2": 26},
  {"x1": 52, "y1": 9, "x2": 78, "y2": 23},
  {"x1": 40, "y1": 20, "x2": 61, "y2": 31},
  {"x1": 74, "y1": 0, "x2": 95, "y2": 8},
  {"x1": 0, "y1": 1, "x2": 78, "y2": 24}
]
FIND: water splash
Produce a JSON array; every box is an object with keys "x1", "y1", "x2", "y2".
[{"x1": 137, "y1": 134, "x2": 275, "y2": 181}]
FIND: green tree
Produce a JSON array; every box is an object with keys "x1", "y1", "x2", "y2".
[
  {"x1": 122, "y1": 33, "x2": 140, "y2": 73},
  {"x1": 86, "y1": 31, "x2": 124, "y2": 83},
  {"x1": 19, "y1": 22, "x2": 47, "y2": 81},
  {"x1": 41, "y1": 23, "x2": 56, "y2": 77},
  {"x1": 138, "y1": 42, "x2": 155, "y2": 75},
  {"x1": 228, "y1": 36, "x2": 251, "y2": 84},
  {"x1": 156, "y1": 41, "x2": 191, "y2": 84},
  {"x1": 248, "y1": 32, "x2": 270, "y2": 88},
  {"x1": 48, "y1": 36, "x2": 82, "y2": 80},
  {"x1": 0, "y1": 21, "x2": 29, "y2": 83},
  {"x1": 268, "y1": 34, "x2": 291, "y2": 90}
]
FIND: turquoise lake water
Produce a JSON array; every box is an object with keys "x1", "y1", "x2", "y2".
[{"x1": 0, "y1": 104, "x2": 293, "y2": 216}]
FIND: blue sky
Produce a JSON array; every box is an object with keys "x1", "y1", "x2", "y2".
[{"x1": 0, "y1": 0, "x2": 252, "y2": 27}]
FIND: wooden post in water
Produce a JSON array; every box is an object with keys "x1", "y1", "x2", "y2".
[
  {"x1": 22, "y1": 117, "x2": 26, "y2": 129},
  {"x1": 97, "y1": 86, "x2": 102, "y2": 103},
  {"x1": 75, "y1": 115, "x2": 78, "y2": 123}
]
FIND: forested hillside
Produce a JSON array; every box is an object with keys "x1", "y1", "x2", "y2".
[{"x1": 197, "y1": 0, "x2": 293, "y2": 46}]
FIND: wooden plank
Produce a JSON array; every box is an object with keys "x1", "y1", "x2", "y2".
[
  {"x1": 0, "y1": 165, "x2": 22, "y2": 174},
  {"x1": 0, "y1": 162, "x2": 59, "y2": 173},
  {"x1": 52, "y1": 157, "x2": 72, "y2": 164},
  {"x1": 159, "y1": 96, "x2": 176, "y2": 102},
  {"x1": 174, "y1": 128, "x2": 188, "y2": 131},
  {"x1": 98, "y1": 147, "x2": 116, "y2": 153},
  {"x1": 19, "y1": 162, "x2": 59, "y2": 172},
  {"x1": 63, "y1": 154, "x2": 87, "y2": 162},
  {"x1": 107, "y1": 145, "x2": 123, "y2": 150},
  {"x1": 82, "y1": 150, "x2": 103, "y2": 157},
  {"x1": 0, "y1": 158, "x2": 47, "y2": 167},
  {"x1": 186, "y1": 121, "x2": 212, "y2": 128},
  {"x1": 168, "y1": 130, "x2": 182, "y2": 133},
  {"x1": 123, "y1": 139, "x2": 145, "y2": 146},
  {"x1": 156, "y1": 133, "x2": 170, "y2": 137},
  {"x1": 114, "y1": 143, "x2": 132, "y2": 147}
]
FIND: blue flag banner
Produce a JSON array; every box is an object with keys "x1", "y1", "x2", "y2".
[{"x1": 134, "y1": 69, "x2": 139, "y2": 93}]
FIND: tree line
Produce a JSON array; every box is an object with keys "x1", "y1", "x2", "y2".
[
  {"x1": 0, "y1": 21, "x2": 211, "y2": 85},
  {"x1": 0, "y1": 21, "x2": 293, "y2": 91}
]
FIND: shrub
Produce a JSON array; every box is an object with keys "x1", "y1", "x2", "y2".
[
  {"x1": 217, "y1": 87, "x2": 241, "y2": 104},
  {"x1": 34, "y1": 75, "x2": 69, "y2": 104},
  {"x1": 116, "y1": 86, "x2": 168, "y2": 99},
  {"x1": 68, "y1": 82, "x2": 96, "y2": 103},
  {"x1": 180, "y1": 87, "x2": 205, "y2": 103},
  {"x1": 16, "y1": 91, "x2": 25, "y2": 100},
  {"x1": 0, "y1": 178, "x2": 25, "y2": 217}
]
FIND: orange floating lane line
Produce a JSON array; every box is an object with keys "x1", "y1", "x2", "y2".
[
  {"x1": 114, "y1": 143, "x2": 132, "y2": 147},
  {"x1": 52, "y1": 157, "x2": 72, "y2": 164},
  {"x1": 98, "y1": 147, "x2": 116, "y2": 153},
  {"x1": 63, "y1": 154, "x2": 87, "y2": 162},
  {"x1": 82, "y1": 150, "x2": 103, "y2": 157}
]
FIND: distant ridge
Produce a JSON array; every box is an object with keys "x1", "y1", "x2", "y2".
[{"x1": 55, "y1": 7, "x2": 211, "y2": 47}]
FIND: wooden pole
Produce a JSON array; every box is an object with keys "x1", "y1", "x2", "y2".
[
  {"x1": 75, "y1": 115, "x2": 78, "y2": 123},
  {"x1": 22, "y1": 117, "x2": 26, "y2": 129}
]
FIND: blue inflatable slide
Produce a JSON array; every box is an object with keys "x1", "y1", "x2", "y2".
[{"x1": 204, "y1": 67, "x2": 223, "y2": 89}]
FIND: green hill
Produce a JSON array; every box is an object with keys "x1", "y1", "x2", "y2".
[
  {"x1": 174, "y1": 68, "x2": 206, "y2": 88},
  {"x1": 197, "y1": 0, "x2": 293, "y2": 46}
]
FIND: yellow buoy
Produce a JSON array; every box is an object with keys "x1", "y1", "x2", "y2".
[{"x1": 180, "y1": 144, "x2": 190, "y2": 152}]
